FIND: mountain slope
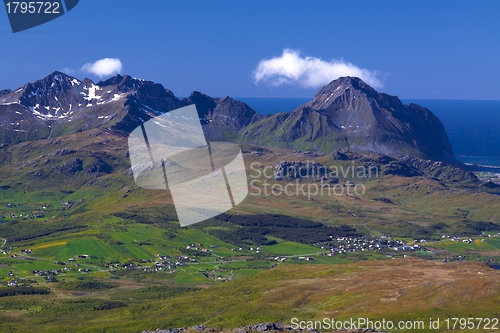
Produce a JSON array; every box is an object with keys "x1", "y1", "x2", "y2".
[
  {"x1": 241, "y1": 77, "x2": 456, "y2": 163},
  {"x1": 1, "y1": 72, "x2": 457, "y2": 164}
]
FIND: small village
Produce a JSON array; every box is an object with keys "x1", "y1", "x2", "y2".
[{"x1": 2, "y1": 231, "x2": 500, "y2": 289}]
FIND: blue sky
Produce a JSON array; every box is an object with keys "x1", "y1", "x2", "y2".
[{"x1": 1, "y1": 0, "x2": 499, "y2": 99}]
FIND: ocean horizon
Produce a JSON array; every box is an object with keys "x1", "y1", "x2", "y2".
[{"x1": 236, "y1": 98, "x2": 500, "y2": 168}]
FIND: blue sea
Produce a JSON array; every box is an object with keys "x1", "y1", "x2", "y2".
[{"x1": 236, "y1": 98, "x2": 500, "y2": 168}]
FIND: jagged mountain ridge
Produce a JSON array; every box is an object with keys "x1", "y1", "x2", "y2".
[
  {"x1": 0, "y1": 72, "x2": 185, "y2": 144},
  {"x1": 0, "y1": 71, "x2": 259, "y2": 144},
  {"x1": 0, "y1": 72, "x2": 456, "y2": 164}
]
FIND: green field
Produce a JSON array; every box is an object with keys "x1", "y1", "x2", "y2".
[{"x1": 262, "y1": 242, "x2": 320, "y2": 256}]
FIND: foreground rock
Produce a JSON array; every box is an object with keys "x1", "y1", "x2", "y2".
[{"x1": 141, "y1": 323, "x2": 389, "y2": 333}]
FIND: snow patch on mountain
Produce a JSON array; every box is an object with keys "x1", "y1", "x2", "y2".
[{"x1": 84, "y1": 84, "x2": 102, "y2": 101}]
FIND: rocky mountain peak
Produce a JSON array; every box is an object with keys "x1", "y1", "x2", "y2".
[
  {"x1": 212, "y1": 96, "x2": 263, "y2": 130},
  {"x1": 182, "y1": 91, "x2": 217, "y2": 121},
  {"x1": 0, "y1": 71, "x2": 81, "y2": 106},
  {"x1": 303, "y1": 76, "x2": 379, "y2": 111},
  {"x1": 241, "y1": 76, "x2": 457, "y2": 164},
  {"x1": 3, "y1": 71, "x2": 84, "y2": 117},
  {"x1": 26, "y1": 71, "x2": 80, "y2": 95},
  {"x1": 45, "y1": 70, "x2": 78, "y2": 83},
  {"x1": 97, "y1": 74, "x2": 145, "y2": 93}
]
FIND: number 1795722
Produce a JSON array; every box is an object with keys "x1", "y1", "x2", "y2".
[{"x1": 5, "y1": 2, "x2": 60, "y2": 14}]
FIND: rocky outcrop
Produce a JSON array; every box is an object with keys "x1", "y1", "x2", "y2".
[
  {"x1": 330, "y1": 150, "x2": 477, "y2": 182},
  {"x1": 141, "y1": 323, "x2": 390, "y2": 333},
  {"x1": 273, "y1": 161, "x2": 337, "y2": 183}
]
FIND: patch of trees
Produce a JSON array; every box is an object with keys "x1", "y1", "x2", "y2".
[
  {"x1": 96, "y1": 233, "x2": 124, "y2": 245},
  {"x1": 132, "y1": 239, "x2": 154, "y2": 246},
  {"x1": 373, "y1": 197, "x2": 395, "y2": 204},
  {"x1": 465, "y1": 221, "x2": 500, "y2": 232},
  {"x1": 206, "y1": 214, "x2": 361, "y2": 245},
  {"x1": 58, "y1": 279, "x2": 118, "y2": 291},
  {"x1": 92, "y1": 300, "x2": 127, "y2": 311},
  {"x1": 45, "y1": 299, "x2": 127, "y2": 312},
  {"x1": 0, "y1": 287, "x2": 50, "y2": 297},
  {"x1": 113, "y1": 207, "x2": 179, "y2": 229},
  {"x1": 204, "y1": 228, "x2": 252, "y2": 246},
  {"x1": 164, "y1": 230, "x2": 177, "y2": 239},
  {"x1": 0, "y1": 219, "x2": 86, "y2": 242}
]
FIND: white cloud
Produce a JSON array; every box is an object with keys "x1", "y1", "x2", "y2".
[
  {"x1": 81, "y1": 58, "x2": 123, "y2": 77},
  {"x1": 253, "y1": 49, "x2": 383, "y2": 89}
]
